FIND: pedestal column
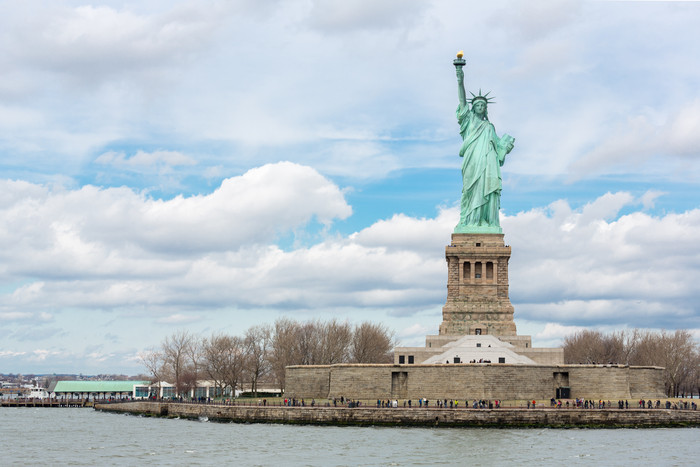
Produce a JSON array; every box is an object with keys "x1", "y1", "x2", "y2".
[{"x1": 439, "y1": 233, "x2": 517, "y2": 336}]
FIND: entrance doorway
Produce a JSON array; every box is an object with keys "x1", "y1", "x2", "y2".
[{"x1": 391, "y1": 372, "x2": 408, "y2": 399}]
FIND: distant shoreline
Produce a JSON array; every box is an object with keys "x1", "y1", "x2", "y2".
[{"x1": 94, "y1": 401, "x2": 700, "y2": 428}]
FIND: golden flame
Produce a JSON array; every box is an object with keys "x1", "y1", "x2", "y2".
[{"x1": 456, "y1": 50, "x2": 464, "y2": 59}]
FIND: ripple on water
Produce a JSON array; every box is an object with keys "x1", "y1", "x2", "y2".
[{"x1": 1, "y1": 409, "x2": 699, "y2": 466}]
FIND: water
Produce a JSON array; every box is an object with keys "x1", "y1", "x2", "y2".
[{"x1": 1, "y1": 407, "x2": 698, "y2": 466}]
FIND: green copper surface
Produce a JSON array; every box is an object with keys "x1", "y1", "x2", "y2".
[{"x1": 453, "y1": 55, "x2": 514, "y2": 234}]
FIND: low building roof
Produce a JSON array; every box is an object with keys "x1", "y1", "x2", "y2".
[{"x1": 51, "y1": 381, "x2": 151, "y2": 393}]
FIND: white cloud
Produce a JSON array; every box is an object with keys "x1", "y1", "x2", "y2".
[
  {"x1": 29, "y1": 349, "x2": 62, "y2": 362},
  {"x1": 350, "y1": 208, "x2": 454, "y2": 254},
  {"x1": 536, "y1": 323, "x2": 586, "y2": 341},
  {"x1": 96, "y1": 150, "x2": 196, "y2": 169},
  {"x1": 1, "y1": 0, "x2": 699, "y2": 374},
  {"x1": 668, "y1": 99, "x2": 700, "y2": 156},
  {"x1": 0, "y1": 163, "x2": 443, "y2": 316},
  {"x1": 1, "y1": 0, "x2": 698, "y2": 186},
  {"x1": 11, "y1": 4, "x2": 223, "y2": 78},
  {"x1": 1, "y1": 187, "x2": 698, "y2": 373},
  {"x1": 305, "y1": 0, "x2": 429, "y2": 33},
  {"x1": 156, "y1": 313, "x2": 200, "y2": 324},
  {"x1": 0, "y1": 163, "x2": 351, "y2": 271},
  {"x1": 0, "y1": 2, "x2": 231, "y2": 162},
  {"x1": 639, "y1": 190, "x2": 665, "y2": 210},
  {"x1": 567, "y1": 100, "x2": 700, "y2": 179},
  {"x1": 504, "y1": 192, "x2": 700, "y2": 328},
  {"x1": 0, "y1": 312, "x2": 34, "y2": 321},
  {"x1": 399, "y1": 323, "x2": 432, "y2": 340},
  {"x1": 493, "y1": 0, "x2": 581, "y2": 41},
  {"x1": 3, "y1": 169, "x2": 697, "y2": 334}
]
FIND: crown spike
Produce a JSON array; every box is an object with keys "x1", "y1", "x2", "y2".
[{"x1": 467, "y1": 89, "x2": 496, "y2": 105}]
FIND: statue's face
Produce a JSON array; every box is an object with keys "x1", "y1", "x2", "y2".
[{"x1": 473, "y1": 101, "x2": 486, "y2": 116}]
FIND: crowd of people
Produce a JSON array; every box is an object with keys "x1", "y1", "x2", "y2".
[
  {"x1": 638, "y1": 399, "x2": 697, "y2": 410},
  {"x1": 140, "y1": 394, "x2": 698, "y2": 410},
  {"x1": 373, "y1": 398, "x2": 501, "y2": 409},
  {"x1": 338, "y1": 397, "x2": 697, "y2": 410}
]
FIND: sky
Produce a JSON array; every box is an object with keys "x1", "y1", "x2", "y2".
[{"x1": 1, "y1": 0, "x2": 699, "y2": 375}]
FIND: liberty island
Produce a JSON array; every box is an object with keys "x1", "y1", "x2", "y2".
[{"x1": 283, "y1": 54, "x2": 666, "y2": 404}]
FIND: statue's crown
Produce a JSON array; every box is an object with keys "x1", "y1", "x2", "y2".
[{"x1": 468, "y1": 89, "x2": 495, "y2": 105}]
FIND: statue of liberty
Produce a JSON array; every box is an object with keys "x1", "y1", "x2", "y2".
[{"x1": 453, "y1": 52, "x2": 514, "y2": 234}]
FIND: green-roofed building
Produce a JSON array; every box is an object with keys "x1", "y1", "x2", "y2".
[
  {"x1": 48, "y1": 381, "x2": 151, "y2": 400},
  {"x1": 46, "y1": 380, "x2": 246, "y2": 401}
]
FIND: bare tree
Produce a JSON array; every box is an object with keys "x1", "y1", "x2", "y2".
[
  {"x1": 616, "y1": 329, "x2": 640, "y2": 365},
  {"x1": 628, "y1": 330, "x2": 657, "y2": 364},
  {"x1": 138, "y1": 348, "x2": 167, "y2": 397},
  {"x1": 221, "y1": 335, "x2": 246, "y2": 397},
  {"x1": 244, "y1": 324, "x2": 272, "y2": 397},
  {"x1": 563, "y1": 329, "x2": 624, "y2": 364},
  {"x1": 565, "y1": 328, "x2": 700, "y2": 397},
  {"x1": 146, "y1": 318, "x2": 398, "y2": 395},
  {"x1": 200, "y1": 333, "x2": 247, "y2": 397},
  {"x1": 179, "y1": 369, "x2": 199, "y2": 399},
  {"x1": 201, "y1": 333, "x2": 235, "y2": 397},
  {"x1": 185, "y1": 334, "x2": 203, "y2": 389},
  {"x1": 633, "y1": 330, "x2": 697, "y2": 396},
  {"x1": 161, "y1": 330, "x2": 195, "y2": 397},
  {"x1": 297, "y1": 320, "x2": 324, "y2": 365},
  {"x1": 320, "y1": 319, "x2": 352, "y2": 364},
  {"x1": 664, "y1": 330, "x2": 697, "y2": 397},
  {"x1": 270, "y1": 318, "x2": 302, "y2": 391},
  {"x1": 351, "y1": 321, "x2": 395, "y2": 363},
  {"x1": 683, "y1": 350, "x2": 700, "y2": 398}
]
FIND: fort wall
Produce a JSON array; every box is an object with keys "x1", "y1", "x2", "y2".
[
  {"x1": 285, "y1": 366, "x2": 330, "y2": 398},
  {"x1": 286, "y1": 363, "x2": 666, "y2": 401}
]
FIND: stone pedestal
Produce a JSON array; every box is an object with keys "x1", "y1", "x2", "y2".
[{"x1": 439, "y1": 233, "x2": 517, "y2": 336}]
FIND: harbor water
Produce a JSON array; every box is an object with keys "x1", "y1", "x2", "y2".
[{"x1": 1, "y1": 407, "x2": 698, "y2": 466}]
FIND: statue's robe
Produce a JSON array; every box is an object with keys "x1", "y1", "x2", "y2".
[{"x1": 456, "y1": 103, "x2": 511, "y2": 227}]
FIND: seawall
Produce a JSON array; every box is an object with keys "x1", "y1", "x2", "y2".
[{"x1": 94, "y1": 402, "x2": 700, "y2": 428}]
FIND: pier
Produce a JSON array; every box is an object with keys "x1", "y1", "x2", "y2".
[{"x1": 1, "y1": 398, "x2": 94, "y2": 408}]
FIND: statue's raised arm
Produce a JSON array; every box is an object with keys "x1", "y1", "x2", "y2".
[
  {"x1": 452, "y1": 52, "x2": 515, "y2": 235},
  {"x1": 454, "y1": 51, "x2": 467, "y2": 108}
]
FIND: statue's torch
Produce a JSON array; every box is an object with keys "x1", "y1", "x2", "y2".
[{"x1": 453, "y1": 50, "x2": 466, "y2": 69}]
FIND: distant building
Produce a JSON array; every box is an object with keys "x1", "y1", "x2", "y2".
[{"x1": 48, "y1": 380, "x2": 151, "y2": 399}]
